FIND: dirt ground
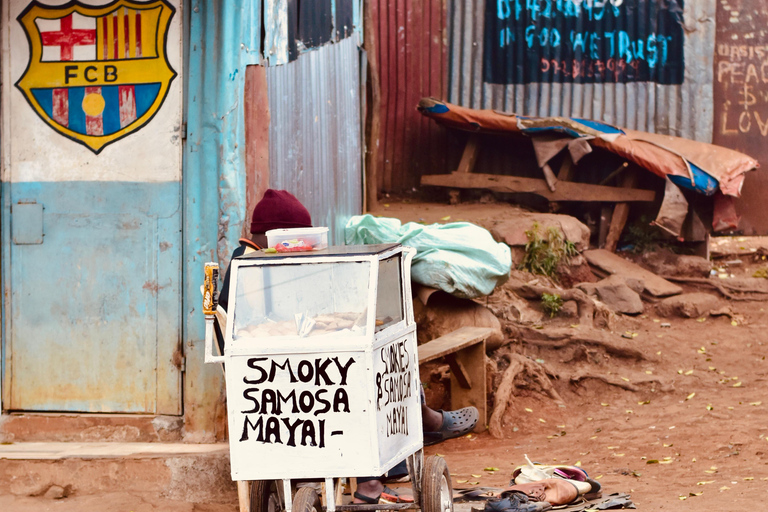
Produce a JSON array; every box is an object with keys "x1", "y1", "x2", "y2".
[
  {"x1": 3, "y1": 197, "x2": 766, "y2": 511},
  {"x1": 374, "y1": 197, "x2": 768, "y2": 511}
]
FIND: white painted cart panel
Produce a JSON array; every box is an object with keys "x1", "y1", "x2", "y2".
[{"x1": 221, "y1": 244, "x2": 421, "y2": 481}]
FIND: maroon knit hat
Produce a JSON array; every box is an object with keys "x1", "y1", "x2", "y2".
[{"x1": 250, "y1": 189, "x2": 312, "y2": 234}]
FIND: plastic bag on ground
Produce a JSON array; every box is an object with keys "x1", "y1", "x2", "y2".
[{"x1": 345, "y1": 214, "x2": 511, "y2": 299}]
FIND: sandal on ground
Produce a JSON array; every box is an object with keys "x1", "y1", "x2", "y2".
[
  {"x1": 353, "y1": 492, "x2": 380, "y2": 504},
  {"x1": 423, "y1": 407, "x2": 479, "y2": 446},
  {"x1": 381, "y1": 486, "x2": 414, "y2": 503}
]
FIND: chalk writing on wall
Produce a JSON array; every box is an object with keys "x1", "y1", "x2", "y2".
[
  {"x1": 715, "y1": 44, "x2": 768, "y2": 137},
  {"x1": 375, "y1": 338, "x2": 414, "y2": 438},
  {"x1": 238, "y1": 356, "x2": 356, "y2": 448},
  {"x1": 483, "y1": 0, "x2": 685, "y2": 84}
]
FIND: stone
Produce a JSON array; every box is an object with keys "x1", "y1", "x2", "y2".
[
  {"x1": 656, "y1": 293, "x2": 722, "y2": 318},
  {"x1": 414, "y1": 291, "x2": 505, "y2": 352},
  {"x1": 642, "y1": 250, "x2": 711, "y2": 278},
  {"x1": 152, "y1": 416, "x2": 184, "y2": 442},
  {"x1": 584, "y1": 249, "x2": 682, "y2": 297},
  {"x1": 491, "y1": 213, "x2": 591, "y2": 251},
  {"x1": 43, "y1": 485, "x2": 68, "y2": 499},
  {"x1": 578, "y1": 275, "x2": 644, "y2": 315},
  {"x1": 555, "y1": 254, "x2": 598, "y2": 288},
  {"x1": 560, "y1": 300, "x2": 579, "y2": 318}
]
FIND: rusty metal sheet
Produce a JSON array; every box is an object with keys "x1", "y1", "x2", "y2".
[
  {"x1": 369, "y1": 0, "x2": 458, "y2": 194},
  {"x1": 713, "y1": 0, "x2": 768, "y2": 234}
]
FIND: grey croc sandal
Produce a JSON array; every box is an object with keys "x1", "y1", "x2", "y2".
[{"x1": 423, "y1": 407, "x2": 479, "y2": 446}]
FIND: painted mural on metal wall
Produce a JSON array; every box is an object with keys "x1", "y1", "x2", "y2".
[
  {"x1": 483, "y1": 0, "x2": 685, "y2": 84},
  {"x1": 713, "y1": 0, "x2": 768, "y2": 235},
  {"x1": 15, "y1": 0, "x2": 177, "y2": 154}
]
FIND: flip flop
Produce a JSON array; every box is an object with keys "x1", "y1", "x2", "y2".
[
  {"x1": 423, "y1": 407, "x2": 479, "y2": 446},
  {"x1": 381, "y1": 486, "x2": 414, "y2": 503},
  {"x1": 353, "y1": 492, "x2": 380, "y2": 504}
]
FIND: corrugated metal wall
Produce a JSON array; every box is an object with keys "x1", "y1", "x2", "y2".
[
  {"x1": 371, "y1": 1, "x2": 717, "y2": 193},
  {"x1": 370, "y1": 0, "x2": 455, "y2": 193},
  {"x1": 266, "y1": 35, "x2": 364, "y2": 244},
  {"x1": 446, "y1": 0, "x2": 715, "y2": 142}
]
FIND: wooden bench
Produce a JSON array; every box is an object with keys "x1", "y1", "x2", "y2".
[{"x1": 418, "y1": 326, "x2": 496, "y2": 432}]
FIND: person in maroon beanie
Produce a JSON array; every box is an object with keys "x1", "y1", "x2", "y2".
[
  {"x1": 218, "y1": 189, "x2": 479, "y2": 503},
  {"x1": 218, "y1": 189, "x2": 312, "y2": 313}
]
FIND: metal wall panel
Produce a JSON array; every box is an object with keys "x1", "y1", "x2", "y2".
[
  {"x1": 266, "y1": 35, "x2": 364, "y2": 244},
  {"x1": 713, "y1": 0, "x2": 768, "y2": 235},
  {"x1": 370, "y1": 0, "x2": 456, "y2": 193},
  {"x1": 447, "y1": 0, "x2": 715, "y2": 141},
  {"x1": 184, "y1": 0, "x2": 263, "y2": 437}
]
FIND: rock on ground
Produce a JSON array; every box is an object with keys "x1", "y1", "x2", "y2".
[
  {"x1": 490, "y1": 213, "x2": 591, "y2": 251},
  {"x1": 576, "y1": 275, "x2": 644, "y2": 315},
  {"x1": 642, "y1": 250, "x2": 712, "y2": 278},
  {"x1": 656, "y1": 292, "x2": 722, "y2": 318},
  {"x1": 414, "y1": 291, "x2": 504, "y2": 351}
]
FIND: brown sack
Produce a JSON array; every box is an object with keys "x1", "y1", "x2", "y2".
[{"x1": 505, "y1": 478, "x2": 579, "y2": 506}]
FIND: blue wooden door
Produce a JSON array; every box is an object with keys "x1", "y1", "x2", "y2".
[{"x1": 2, "y1": 0, "x2": 183, "y2": 414}]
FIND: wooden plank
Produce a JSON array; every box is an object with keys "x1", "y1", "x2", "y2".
[
  {"x1": 418, "y1": 326, "x2": 495, "y2": 364},
  {"x1": 584, "y1": 249, "x2": 683, "y2": 297},
  {"x1": 445, "y1": 353, "x2": 472, "y2": 389},
  {"x1": 450, "y1": 341, "x2": 486, "y2": 433},
  {"x1": 421, "y1": 173, "x2": 656, "y2": 202},
  {"x1": 604, "y1": 169, "x2": 638, "y2": 252}
]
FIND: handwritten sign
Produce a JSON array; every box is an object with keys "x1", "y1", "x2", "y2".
[
  {"x1": 712, "y1": 0, "x2": 768, "y2": 235},
  {"x1": 225, "y1": 336, "x2": 422, "y2": 480},
  {"x1": 238, "y1": 355, "x2": 357, "y2": 447},
  {"x1": 374, "y1": 334, "x2": 422, "y2": 464},
  {"x1": 226, "y1": 351, "x2": 372, "y2": 480},
  {"x1": 483, "y1": 0, "x2": 685, "y2": 84}
]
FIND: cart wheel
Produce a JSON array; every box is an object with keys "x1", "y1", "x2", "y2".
[
  {"x1": 422, "y1": 455, "x2": 453, "y2": 512},
  {"x1": 292, "y1": 486, "x2": 322, "y2": 512},
  {"x1": 250, "y1": 480, "x2": 283, "y2": 512}
]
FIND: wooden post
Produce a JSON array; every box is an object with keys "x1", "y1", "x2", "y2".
[
  {"x1": 237, "y1": 481, "x2": 251, "y2": 512},
  {"x1": 243, "y1": 65, "x2": 271, "y2": 239},
  {"x1": 604, "y1": 167, "x2": 638, "y2": 252},
  {"x1": 363, "y1": 1, "x2": 381, "y2": 211},
  {"x1": 449, "y1": 134, "x2": 480, "y2": 204}
]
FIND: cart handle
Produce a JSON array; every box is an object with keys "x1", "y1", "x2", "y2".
[{"x1": 204, "y1": 316, "x2": 225, "y2": 364}]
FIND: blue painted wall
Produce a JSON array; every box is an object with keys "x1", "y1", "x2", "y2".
[{"x1": 183, "y1": 0, "x2": 262, "y2": 435}]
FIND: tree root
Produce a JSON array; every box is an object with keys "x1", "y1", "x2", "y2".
[
  {"x1": 488, "y1": 353, "x2": 563, "y2": 439},
  {"x1": 661, "y1": 276, "x2": 768, "y2": 301},
  {"x1": 569, "y1": 370, "x2": 674, "y2": 393},
  {"x1": 569, "y1": 371, "x2": 639, "y2": 391},
  {"x1": 508, "y1": 325, "x2": 646, "y2": 361},
  {"x1": 508, "y1": 281, "x2": 594, "y2": 325}
]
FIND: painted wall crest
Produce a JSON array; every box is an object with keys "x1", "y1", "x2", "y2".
[{"x1": 15, "y1": 0, "x2": 177, "y2": 154}]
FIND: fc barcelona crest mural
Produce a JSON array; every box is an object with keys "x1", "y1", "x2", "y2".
[{"x1": 15, "y1": 0, "x2": 177, "y2": 154}]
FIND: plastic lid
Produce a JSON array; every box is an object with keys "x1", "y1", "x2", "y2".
[{"x1": 265, "y1": 227, "x2": 329, "y2": 236}]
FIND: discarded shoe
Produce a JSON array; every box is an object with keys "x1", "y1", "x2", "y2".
[
  {"x1": 512, "y1": 456, "x2": 601, "y2": 499},
  {"x1": 423, "y1": 407, "x2": 479, "y2": 446},
  {"x1": 504, "y1": 479, "x2": 579, "y2": 506},
  {"x1": 484, "y1": 491, "x2": 552, "y2": 512}
]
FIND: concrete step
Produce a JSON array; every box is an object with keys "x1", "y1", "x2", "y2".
[
  {"x1": 0, "y1": 442, "x2": 238, "y2": 505},
  {"x1": 0, "y1": 413, "x2": 190, "y2": 443}
]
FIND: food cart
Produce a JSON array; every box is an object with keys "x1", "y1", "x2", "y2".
[{"x1": 204, "y1": 243, "x2": 453, "y2": 512}]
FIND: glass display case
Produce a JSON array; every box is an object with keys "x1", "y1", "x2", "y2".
[{"x1": 213, "y1": 244, "x2": 422, "y2": 482}]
